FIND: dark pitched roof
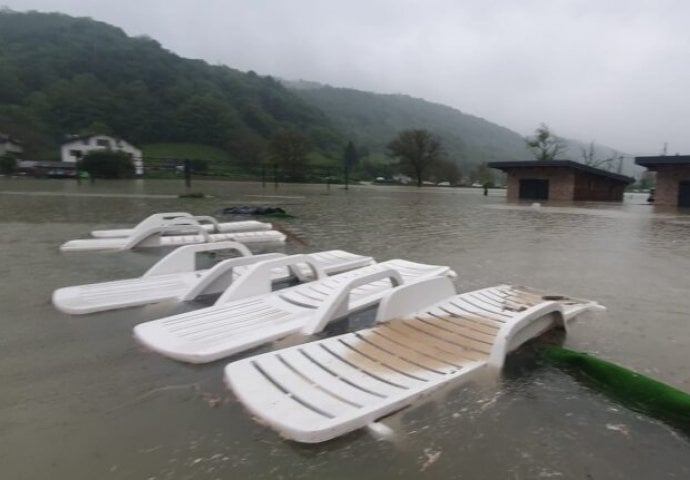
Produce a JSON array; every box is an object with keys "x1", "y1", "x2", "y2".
[
  {"x1": 61, "y1": 134, "x2": 138, "y2": 148},
  {"x1": 635, "y1": 155, "x2": 690, "y2": 168},
  {"x1": 488, "y1": 160, "x2": 634, "y2": 184}
]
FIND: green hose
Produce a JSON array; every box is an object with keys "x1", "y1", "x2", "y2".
[{"x1": 542, "y1": 346, "x2": 690, "y2": 426}]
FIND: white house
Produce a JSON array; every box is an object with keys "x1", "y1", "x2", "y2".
[
  {"x1": 0, "y1": 133, "x2": 23, "y2": 157},
  {"x1": 61, "y1": 135, "x2": 143, "y2": 175}
]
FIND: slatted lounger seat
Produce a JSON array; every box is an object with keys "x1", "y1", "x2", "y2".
[
  {"x1": 90, "y1": 212, "x2": 271, "y2": 238},
  {"x1": 53, "y1": 242, "x2": 374, "y2": 314},
  {"x1": 133, "y1": 257, "x2": 455, "y2": 364},
  {"x1": 224, "y1": 277, "x2": 605, "y2": 443},
  {"x1": 60, "y1": 223, "x2": 286, "y2": 252}
]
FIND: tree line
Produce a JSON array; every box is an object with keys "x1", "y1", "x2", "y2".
[{"x1": 0, "y1": 10, "x2": 343, "y2": 161}]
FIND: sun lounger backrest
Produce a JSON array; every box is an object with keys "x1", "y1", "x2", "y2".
[
  {"x1": 487, "y1": 292, "x2": 605, "y2": 368},
  {"x1": 487, "y1": 301, "x2": 565, "y2": 369},
  {"x1": 375, "y1": 276, "x2": 457, "y2": 324}
]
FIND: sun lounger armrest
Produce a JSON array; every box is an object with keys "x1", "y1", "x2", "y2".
[
  {"x1": 301, "y1": 268, "x2": 404, "y2": 335},
  {"x1": 191, "y1": 215, "x2": 221, "y2": 232},
  {"x1": 123, "y1": 223, "x2": 211, "y2": 250},
  {"x1": 134, "y1": 212, "x2": 193, "y2": 231},
  {"x1": 179, "y1": 252, "x2": 286, "y2": 301},
  {"x1": 215, "y1": 254, "x2": 327, "y2": 304},
  {"x1": 375, "y1": 276, "x2": 457, "y2": 324},
  {"x1": 143, "y1": 241, "x2": 253, "y2": 277}
]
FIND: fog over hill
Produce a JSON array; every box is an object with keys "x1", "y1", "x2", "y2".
[
  {"x1": 0, "y1": 9, "x2": 643, "y2": 178},
  {"x1": 285, "y1": 80, "x2": 643, "y2": 177}
]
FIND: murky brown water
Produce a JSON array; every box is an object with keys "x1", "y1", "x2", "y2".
[{"x1": 1, "y1": 178, "x2": 689, "y2": 479}]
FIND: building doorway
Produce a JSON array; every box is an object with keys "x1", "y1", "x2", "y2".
[
  {"x1": 519, "y1": 179, "x2": 549, "y2": 200},
  {"x1": 678, "y1": 180, "x2": 690, "y2": 207}
]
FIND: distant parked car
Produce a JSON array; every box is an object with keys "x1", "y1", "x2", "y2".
[{"x1": 46, "y1": 169, "x2": 76, "y2": 179}]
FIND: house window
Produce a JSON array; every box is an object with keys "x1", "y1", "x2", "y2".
[
  {"x1": 96, "y1": 139, "x2": 111, "y2": 148},
  {"x1": 69, "y1": 149, "x2": 82, "y2": 158},
  {"x1": 82, "y1": 139, "x2": 89, "y2": 145}
]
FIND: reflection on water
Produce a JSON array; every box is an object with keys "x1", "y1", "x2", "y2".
[{"x1": 1, "y1": 180, "x2": 689, "y2": 479}]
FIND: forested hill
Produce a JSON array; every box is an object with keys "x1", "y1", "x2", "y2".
[
  {"x1": 0, "y1": 10, "x2": 342, "y2": 159},
  {"x1": 286, "y1": 81, "x2": 532, "y2": 169}
]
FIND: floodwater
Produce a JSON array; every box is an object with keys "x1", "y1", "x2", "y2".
[{"x1": 1, "y1": 178, "x2": 689, "y2": 479}]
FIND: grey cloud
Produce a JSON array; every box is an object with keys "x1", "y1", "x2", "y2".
[{"x1": 5, "y1": 0, "x2": 690, "y2": 154}]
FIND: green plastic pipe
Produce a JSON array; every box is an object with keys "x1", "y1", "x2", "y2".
[{"x1": 541, "y1": 346, "x2": 690, "y2": 426}]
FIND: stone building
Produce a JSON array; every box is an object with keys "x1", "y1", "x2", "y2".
[
  {"x1": 488, "y1": 160, "x2": 633, "y2": 202},
  {"x1": 635, "y1": 156, "x2": 690, "y2": 207}
]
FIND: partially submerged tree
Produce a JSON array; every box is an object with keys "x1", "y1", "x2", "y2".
[
  {"x1": 268, "y1": 129, "x2": 310, "y2": 181},
  {"x1": 472, "y1": 161, "x2": 495, "y2": 187},
  {"x1": 343, "y1": 140, "x2": 358, "y2": 189},
  {"x1": 78, "y1": 150, "x2": 135, "y2": 178},
  {"x1": 387, "y1": 129, "x2": 441, "y2": 187},
  {"x1": 525, "y1": 123, "x2": 566, "y2": 161},
  {"x1": 431, "y1": 159, "x2": 461, "y2": 186}
]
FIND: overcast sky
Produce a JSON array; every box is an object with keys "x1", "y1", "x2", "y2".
[{"x1": 4, "y1": 0, "x2": 690, "y2": 155}]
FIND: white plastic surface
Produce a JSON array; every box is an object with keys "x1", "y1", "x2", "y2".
[
  {"x1": 90, "y1": 212, "x2": 271, "y2": 238},
  {"x1": 52, "y1": 249, "x2": 375, "y2": 315},
  {"x1": 224, "y1": 282, "x2": 604, "y2": 443},
  {"x1": 133, "y1": 259, "x2": 454, "y2": 363},
  {"x1": 59, "y1": 226, "x2": 286, "y2": 252}
]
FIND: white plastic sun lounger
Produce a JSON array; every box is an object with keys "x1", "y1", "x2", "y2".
[
  {"x1": 224, "y1": 277, "x2": 605, "y2": 443},
  {"x1": 60, "y1": 223, "x2": 286, "y2": 252},
  {"x1": 134, "y1": 256, "x2": 455, "y2": 364},
  {"x1": 90, "y1": 212, "x2": 271, "y2": 238},
  {"x1": 52, "y1": 242, "x2": 375, "y2": 314}
]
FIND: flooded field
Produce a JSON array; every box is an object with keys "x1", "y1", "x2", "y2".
[{"x1": 1, "y1": 178, "x2": 689, "y2": 479}]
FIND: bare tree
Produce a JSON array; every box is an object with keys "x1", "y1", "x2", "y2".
[
  {"x1": 268, "y1": 129, "x2": 310, "y2": 181},
  {"x1": 387, "y1": 129, "x2": 441, "y2": 187},
  {"x1": 581, "y1": 141, "x2": 625, "y2": 171},
  {"x1": 581, "y1": 141, "x2": 609, "y2": 169},
  {"x1": 525, "y1": 123, "x2": 566, "y2": 161}
]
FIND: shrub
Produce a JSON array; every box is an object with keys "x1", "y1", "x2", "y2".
[
  {"x1": 0, "y1": 154, "x2": 17, "y2": 176},
  {"x1": 78, "y1": 150, "x2": 134, "y2": 178}
]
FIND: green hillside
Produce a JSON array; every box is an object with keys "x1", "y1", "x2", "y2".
[
  {"x1": 3, "y1": 9, "x2": 624, "y2": 182},
  {"x1": 0, "y1": 10, "x2": 343, "y2": 161},
  {"x1": 286, "y1": 82, "x2": 532, "y2": 170}
]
